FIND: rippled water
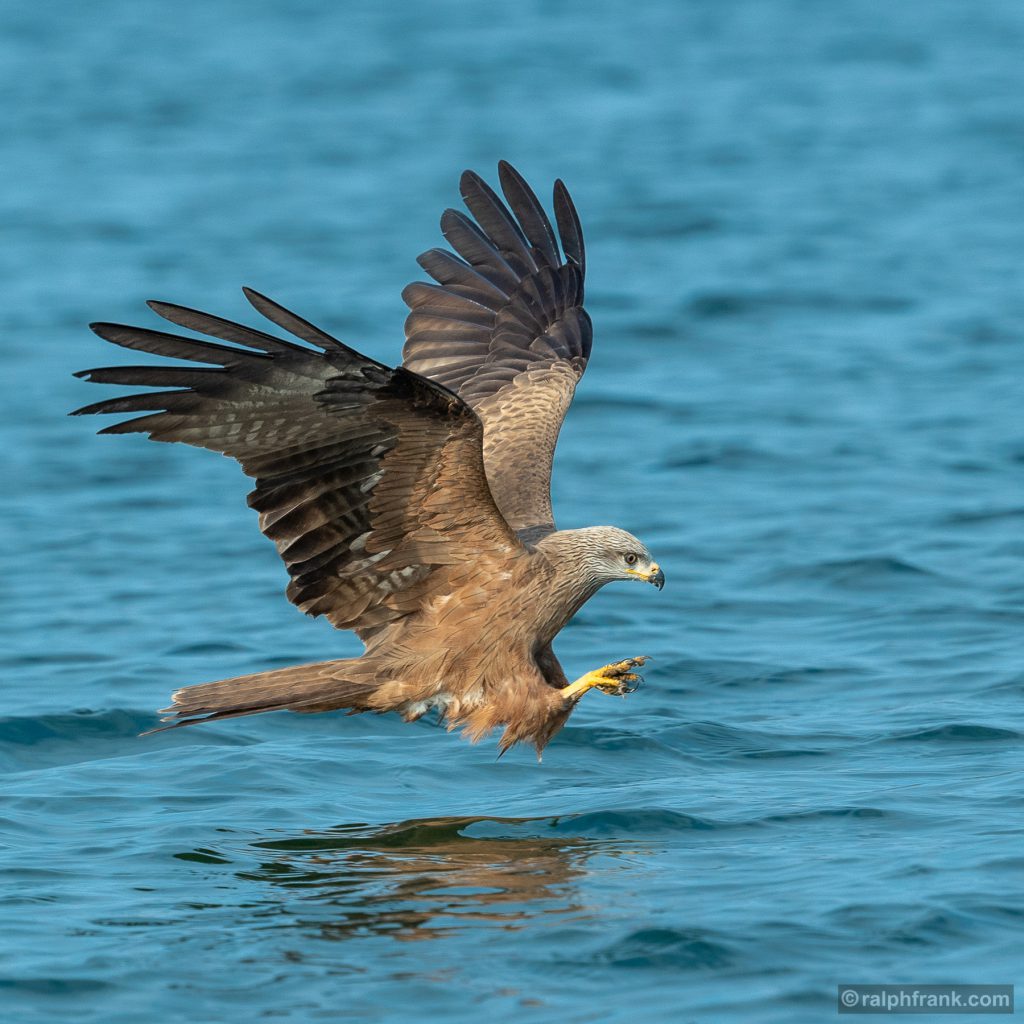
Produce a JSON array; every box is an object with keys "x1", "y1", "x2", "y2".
[{"x1": 4, "y1": 2, "x2": 1023, "y2": 1021}]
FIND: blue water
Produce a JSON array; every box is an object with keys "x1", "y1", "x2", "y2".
[{"x1": 3, "y1": 2, "x2": 1023, "y2": 1021}]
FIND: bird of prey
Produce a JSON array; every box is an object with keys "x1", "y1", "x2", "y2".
[{"x1": 73, "y1": 162, "x2": 664, "y2": 756}]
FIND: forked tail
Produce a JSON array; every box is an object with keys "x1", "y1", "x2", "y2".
[{"x1": 143, "y1": 658, "x2": 377, "y2": 734}]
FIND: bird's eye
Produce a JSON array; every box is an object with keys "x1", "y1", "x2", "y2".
[{"x1": 624, "y1": 552, "x2": 638, "y2": 566}]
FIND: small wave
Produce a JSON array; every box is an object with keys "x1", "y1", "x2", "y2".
[
  {"x1": 165, "y1": 641, "x2": 253, "y2": 656},
  {"x1": 0, "y1": 977, "x2": 113, "y2": 995},
  {"x1": 658, "y1": 720, "x2": 836, "y2": 759},
  {"x1": 827, "y1": 903, "x2": 980, "y2": 948},
  {"x1": 0, "y1": 651, "x2": 116, "y2": 668},
  {"x1": 980, "y1": 856, "x2": 1024, "y2": 872},
  {"x1": 0, "y1": 708, "x2": 247, "y2": 772},
  {"x1": 886, "y1": 723, "x2": 1020, "y2": 743},
  {"x1": 571, "y1": 392, "x2": 680, "y2": 416},
  {"x1": 761, "y1": 806, "x2": 889, "y2": 825},
  {"x1": 942, "y1": 507, "x2": 1024, "y2": 526},
  {"x1": 0, "y1": 708, "x2": 156, "y2": 746},
  {"x1": 686, "y1": 290, "x2": 912, "y2": 319},
  {"x1": 986, "y1": 675, "x2": 1024, "y2": 695},
  {"x1": 556, "y1": 724, "x2": 680, "y2": 756},
  {"x1": 657, "y1": 720, "x2": 765, "y2": 750},
  {"x1": 546, "y1": 808, "x2": 723, "y2": 836},
  {"x1": 738, "y1": 747, "x2": 830, "y2": 760},
  {"x1": 588, "y1": 926, "x2": 735, "y2": 970},
  {"x1": 661, "y1": 441, "x2": 785, "y2": 470},
  {"x1": 664, "y1": 657, "x2": 852, "y2": 690},
  {"x1": 886, "y1": 909, "x2": 980, "y2": 947},
  {"x1": 764, "y1": 556, "x2": 948, "y2": 589}
]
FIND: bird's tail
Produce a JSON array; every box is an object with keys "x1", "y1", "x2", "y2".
[{"x1": 143, "y1": 658, "x2": 377, "y2": 734}]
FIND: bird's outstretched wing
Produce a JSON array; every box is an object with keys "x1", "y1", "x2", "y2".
[
  {"x1": 402, "y1": 161, "x2": 592, "y2": 541},
  {"x1": 73, "y1": 290, "x2": 523, "y2": 638}
]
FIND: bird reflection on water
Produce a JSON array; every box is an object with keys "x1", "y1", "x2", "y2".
[{"x1": 235, "y1": 816, "x2": 611, "y2": 944}]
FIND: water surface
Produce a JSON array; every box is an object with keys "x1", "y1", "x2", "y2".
[{"x1": 3, "y1": 2, "x2": 1023, "y2": 1021}]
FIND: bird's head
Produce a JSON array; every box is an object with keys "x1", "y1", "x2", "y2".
[{"x1": 565, "y1": 526, "x2": 665, "y2": 591}]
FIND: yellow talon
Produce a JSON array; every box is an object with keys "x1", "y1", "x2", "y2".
[{"x1": 561, "y1": 656, "x2": 649, "y2": 700}]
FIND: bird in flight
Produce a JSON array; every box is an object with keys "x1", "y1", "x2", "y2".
[{"x1": 73, "y1": 162, "x2": 664, "y2": 757}]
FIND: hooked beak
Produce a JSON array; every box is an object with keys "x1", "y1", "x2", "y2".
[{"x1": 627, "y1": 561, "x2": 665, "y2": 590}]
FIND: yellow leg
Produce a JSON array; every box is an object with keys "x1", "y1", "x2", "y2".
[{"x1": 561, "y1": 656, "x2": 649, "y2": 700}]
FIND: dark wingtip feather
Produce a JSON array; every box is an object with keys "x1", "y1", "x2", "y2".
[
  {"x1": 68, "y1": 399, "x2": 102, "y2": 416},
  {"x1": 458, "y1": 170, "x2": 537, "y2": 276},
  {"x1": 96, "y1": 416, "x2": 160, "y2": 435},
  {"x1": 553, "y1": 179, "x2": 586, "y2": 277},
  {"x1": 496, "y1": 161, "x2": 560, "y2": 268},
  {"x1": 144, "y1": 299, "x2": 200, "y2": 325},
  {"x1": 87, "y1": 321, "x2": 255, "y2": 364},
  {"x1": 240, "y1": 286, "x2": 354, "y2": 355},
  {"x1": 145, "y1": 297, "x2": 307, "y2": 356}
]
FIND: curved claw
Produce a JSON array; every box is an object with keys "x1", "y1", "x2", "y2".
[
  {"x1": 594, "y1": 672, "x2": 643, "y2": 697},
  {"x1": 603, "y1": 656, "x2": 649, "y2": 675},
  {"x1": 561, "y1": 656, "x2": 652, "y2": 701}
]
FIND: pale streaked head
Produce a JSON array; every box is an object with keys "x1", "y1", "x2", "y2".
[{"x1": 550, "y1": 525, "x2": 665, "y2": 591}]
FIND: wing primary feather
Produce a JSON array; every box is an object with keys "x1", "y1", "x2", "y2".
[
  {"x1": 497, "y1": 161, "x2": 559, "y2": 268},
  {"x1": 440, "y1": 210, "x2": 521, "y2": 291},
  {"x1": 73, "y1": 365, "x2": 222, "y2": 387},
  {"x1": 459, "y1": 170, "x2": 536, "y2": 276},
  {"x1": 401, "y1": 281, "x2": 497, "y2": 319},
  {"x1": 241, "y1": 287, "x2": 365, "y2": 358},
  {"x1": 88, "y1": 322, "x2": 265, "y2": 364},
  {"x1": 553, "y1": 179, "x2": 586, "y2": 277},
  {"x1": 96, "y1": 412, "x2": 183, "y2": 436},
  {"x1": 71, "y1": 390, "x2": 193, "y2": 416},
  {"x1": 146, "y1": 301, "x2": 308, "y2": 355},
  {"x1": 416, "y1": 248, "x2": 510, "y2": 305}
]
